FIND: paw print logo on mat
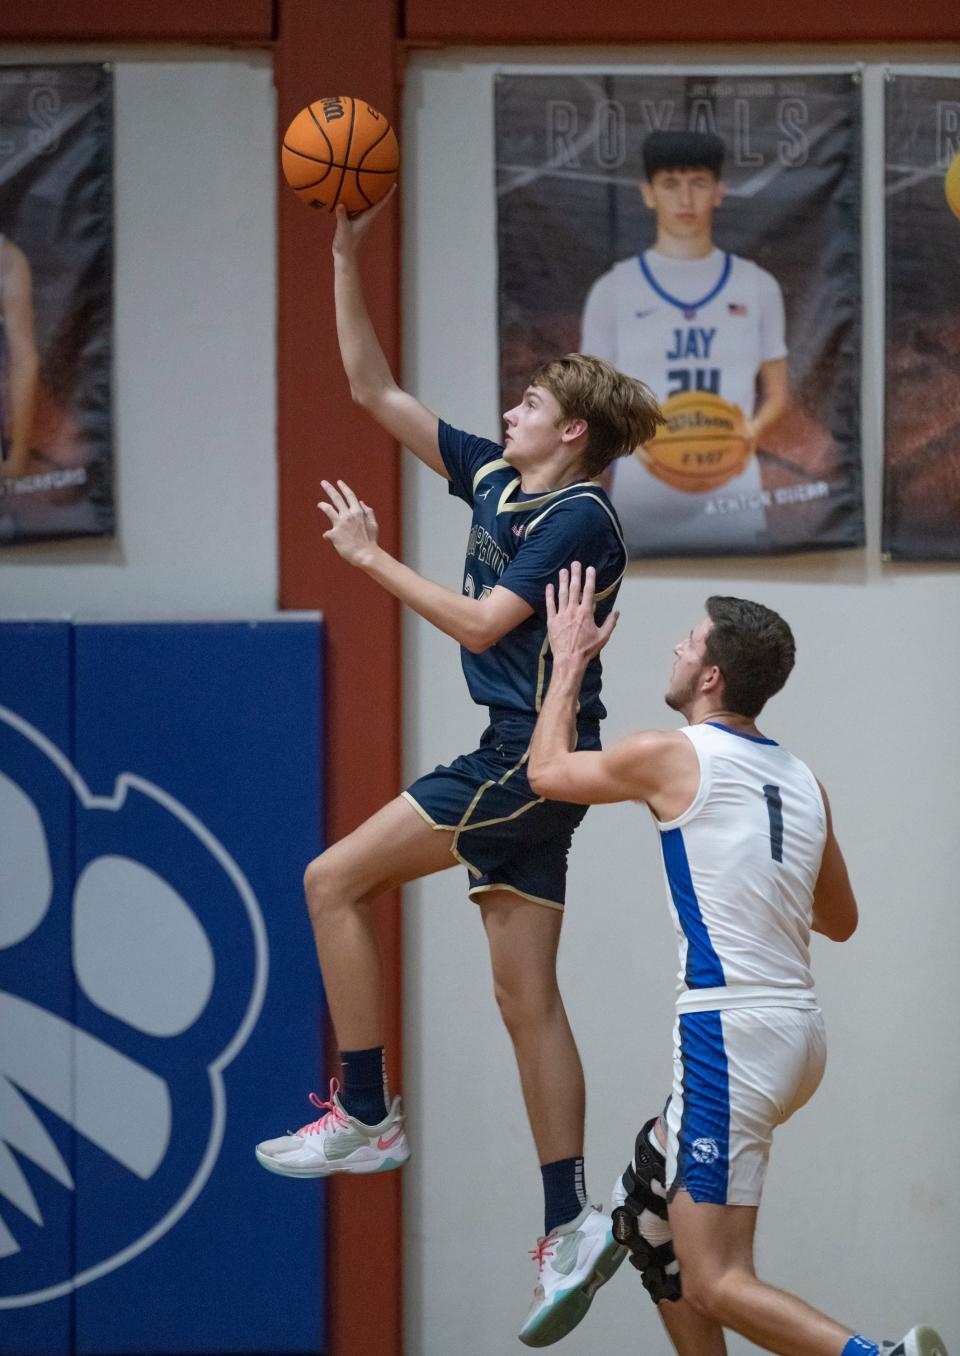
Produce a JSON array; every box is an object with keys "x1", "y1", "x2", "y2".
[{"x1": 0, "y1": 706, "x2": 268, "y2": 1308}]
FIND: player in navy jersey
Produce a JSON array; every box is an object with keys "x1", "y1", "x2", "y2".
[
  {"x1": 527, "y1": 569, "x2": 946, "y2": 1356},
  {"x1": 254, "y1": 196, "x2": 662, "y2": 1337}
]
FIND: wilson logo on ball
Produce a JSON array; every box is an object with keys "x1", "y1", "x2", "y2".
[
  {"x1": 639, "y1": 391, "x2": 751, "y2": 494},
  {"x1": 281, "y1": 95, "x2": 399, "y2": 216}
]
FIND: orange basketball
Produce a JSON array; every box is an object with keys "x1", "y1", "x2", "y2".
[
  {"x1": 281, "y1": 96, "x2": 399, "y2": 215},
  {"x1": 639, "y1": 391, "x2": 751, "y2": 494}
]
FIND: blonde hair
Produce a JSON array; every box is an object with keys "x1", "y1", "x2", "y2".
[{"x1": 529, "y1": 353, "x2": 665, "y2": 478}]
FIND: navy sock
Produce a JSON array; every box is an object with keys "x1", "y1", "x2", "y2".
[
  {"x1": 842, "y1": 1338, "x2": 880, "y2": 1356},
  {"x1": 338, "y1": 1046, "x2": 388, "y2": 1125},
  {"x1": 541, "y1": 1156, "x2": 588, "y2": 1236}
]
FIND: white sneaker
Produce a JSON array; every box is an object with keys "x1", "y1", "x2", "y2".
[
  {"x1": 518, "y1": 1202, "x2": 626, "y2": 1348},
  {"x1": 882, "y1": 1329, "x2": 949, "y2": 1356},
  {"x1": 254, "y1": 1079, "x2": 409, "y2": 1178}
]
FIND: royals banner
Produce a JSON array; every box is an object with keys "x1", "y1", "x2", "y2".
[
  {"x1": 0, "y1": 64, "x2": 113, "y2": 546},
  {"x1": 883, "y1": 73, "x2": 960, "y2": 561},
  {"x1": 496, "y1": 71, "x2": 864, "y2": 558}
]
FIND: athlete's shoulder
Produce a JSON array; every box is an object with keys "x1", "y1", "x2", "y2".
[
  {"x1": 727, "y1": 252, "x2": 784, "y2": 291},
  {"x1": 529, "y1": 484, "x2": 625, "y2": 543},
  {"x1": 635, "y1": 727, "x2": 694, "y2": 756},
  {"x1": 588, "y1": 256, "x2": 639, "y2": 291},
  {"x1": 472, "y1": 455, "x2": 513, "y2": 491},
  {"x1": 779, "y1": 745, "x2": 822, "y2": 790}
]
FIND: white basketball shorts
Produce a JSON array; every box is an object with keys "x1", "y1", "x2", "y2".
[{"x1": 664, "y1": 1004, "x2": 827, "y2": 1206}]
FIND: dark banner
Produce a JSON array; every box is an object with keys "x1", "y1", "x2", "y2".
[
  {"x1": 883, "y1": 73, "x2": 960, "y2": 561},
  {"x1": 496, "y1": 71, "x2": 864, "y2": 558},
  {"x1": 0, "y1": 64, "x2": 113, "y2": 546}
]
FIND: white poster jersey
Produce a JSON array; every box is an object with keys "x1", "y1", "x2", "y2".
[
  {"x1": 581, "y1": 248, "x2": 787, "y2": 554},
  {"x1": 655, "y1": 721, "x2": 826, "y2": 1014}
]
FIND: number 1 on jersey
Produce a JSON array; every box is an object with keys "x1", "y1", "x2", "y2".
[{"x1": 763, "y1": 784, "x2": 783, "y2": 862}]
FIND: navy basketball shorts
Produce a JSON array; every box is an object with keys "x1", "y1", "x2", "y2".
[
  {"x1": 402, "y1": 709, "x2": 600, "y2": 911},
  {"x1": 664, "y1": 1004, "x2": 827, "y2": 1206}
]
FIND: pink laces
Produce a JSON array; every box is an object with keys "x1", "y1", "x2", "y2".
[
  {"x1": 529, "y1": 1237, "x2": 555, "y2": 1275},
  {"x1": 297, "y1": 1078, "x2": 350, "y2": 1136}
]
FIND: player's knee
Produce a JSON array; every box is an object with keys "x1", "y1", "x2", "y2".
[
  {"x1": 303, "y1": 852, "x2": 345, "y2": 924},
  {"x1": 677, "y1": 1271, "x2": 715, "y2": 1318},
  {"x1": 678, "y1": 1265, "x2": 742, "y2": 1323},
  {"x1": 490, "y1": 975, "x2": 522, "y2": 1032},
  {"x1": 490, "y1": 971, "x2": 558, "y2": 1036}
]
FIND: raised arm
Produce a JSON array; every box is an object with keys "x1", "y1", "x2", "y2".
[
  {"x1": 331, "y1": 200, "x2": 445, "y2": 476},
  {"x1": 811, "y1": 782, "x2": 858, "y2": 942}
]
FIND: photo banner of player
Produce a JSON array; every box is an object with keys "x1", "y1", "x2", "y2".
[
  {"x1": 883, "y1": 73, "x2": 960, "y2": 562},
  {"x1": 495, "y1": 72, "x2": 864, "y2": 559},
  {"x1": 0, "y1": 63, "x2": 113, "y2": 546}
]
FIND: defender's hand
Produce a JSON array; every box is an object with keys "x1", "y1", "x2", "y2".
[
  {"x1": 545, "y1": 562, "x2": 619, "y2": 671},
  {"x1": 317, "y1": 479, "x2": 379, "y2": 566}
]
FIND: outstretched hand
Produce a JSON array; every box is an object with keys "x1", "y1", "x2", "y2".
[
  {"x1": 331, "y1": 185, "x2": 396, "y2": 260},
  {"x1": 317, "y1": 479, "x2": 379, "y2": 566},
  {"x1": 545, "y1": 563, "x2": 620, "y2": 672}
]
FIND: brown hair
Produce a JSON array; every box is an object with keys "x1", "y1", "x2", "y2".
[
  {"x1": 529, "y1": 353, "x2": 665, "y2": 478},
  {"x1": 704, "y1": 596, "x2": 796, "y2": 718}
]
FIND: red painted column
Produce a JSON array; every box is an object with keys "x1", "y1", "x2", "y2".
[{"x1": 275, "y1": 3, "x2": 404, "y2": 1354}]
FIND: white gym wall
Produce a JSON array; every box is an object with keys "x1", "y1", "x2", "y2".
[
  {"x1": 1, "y1": 40, "x2": 955, "y2": 1356},
  {"x1": 402, "y1": 48, "x2": 960, "y2": 1356}
]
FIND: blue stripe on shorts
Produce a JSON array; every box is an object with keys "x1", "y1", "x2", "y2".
[{"x1": 676, "y1": 1010, "x2": 730, "y2": 1204}]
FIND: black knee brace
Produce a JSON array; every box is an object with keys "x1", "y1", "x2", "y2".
[{"x1": 611, "y1": 1117, "x2": 682, "y2": 1305}]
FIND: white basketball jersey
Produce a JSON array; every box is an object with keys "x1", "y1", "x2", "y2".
[
  {"x1": 581, "y1": 249, "x2": 787, "y2": 554},
  {"x1": 656, "y1": 722, "x2": 826, "y2": 1013}
]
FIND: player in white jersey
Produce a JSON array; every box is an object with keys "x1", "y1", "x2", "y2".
[
  {"x1": 580, "y1": 131, "x2": 790, "y2": 556},
  {"x1": 525, "y1": 564, "x2": 947, "y2": 1356}
]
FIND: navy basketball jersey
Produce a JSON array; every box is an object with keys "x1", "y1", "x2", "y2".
[{"x1": 439, "y1": 420, "x2": 627, "y2": 721}]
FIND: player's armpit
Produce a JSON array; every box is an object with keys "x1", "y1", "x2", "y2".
[
  {"x1": 529, "y1": 730, "x2": 683, "y2": 807},
  {"x1": 811, "y1": 782, "x2": 858, "y2": 942},
  {"x1": 462, "y1": 586, "x2": 534, "y2": 653}
]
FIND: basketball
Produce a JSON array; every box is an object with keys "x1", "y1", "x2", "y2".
[
  {"x1": 945, "y1": 151, "x2": 960, "y2": 220},
  {"x1": 281, "y1": 96, "x2": 399, "y2": 215},
  {"x1": 639, "y1": 391, "x2": 751, "y2": 494}
]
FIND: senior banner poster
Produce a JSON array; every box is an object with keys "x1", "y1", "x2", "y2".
[
  {"x1": 0, "y1": 64, "x2": 113, "y2": 545},
  {"x1": 883, "y1": 74, "x2": 960, "y2": 561},
  {"x1": 496, "y1": 71, "x2": 864, "y2": 559}
]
